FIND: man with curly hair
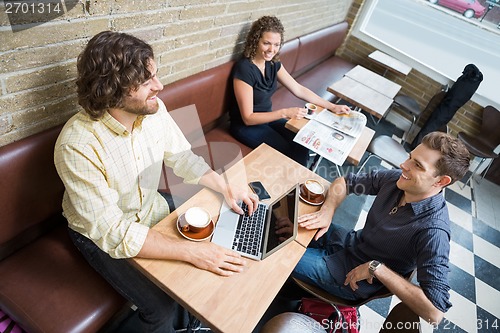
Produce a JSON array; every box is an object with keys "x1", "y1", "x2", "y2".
[
  {"x1": 229, "y1": 16, "x2": 351, "y2": 166},
  {"x1": 54, "y1": 31, "x2": 258, "y2": 332}
]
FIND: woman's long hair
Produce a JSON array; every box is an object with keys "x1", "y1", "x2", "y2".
[{"x1": 243, "y1": 16, "x2": 284, "y2": 62}]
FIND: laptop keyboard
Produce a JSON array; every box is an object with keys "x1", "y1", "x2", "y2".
[{"x1": 232, "y1": 202, "x2": 267, "y2": 256}]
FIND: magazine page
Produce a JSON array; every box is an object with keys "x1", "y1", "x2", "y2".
[
  {"x1": 314, "y1": 110, "x2": 366, "y2": 137},
  {"x1": 293, "y1": 121, "x2": 358, "y2": 166},
  {"x1": 293, "y1": 111, "x2": 366, "y2": 166}
]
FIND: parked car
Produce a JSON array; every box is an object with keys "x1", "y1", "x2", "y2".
[{"x1": 428, "y1": 0, "x2": 486, "y2": 18}]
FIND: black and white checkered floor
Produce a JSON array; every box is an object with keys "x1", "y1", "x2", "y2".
[
  {"x1": 353, "y1": 164, "x2": 500, "y2": 333},
  {"x1": 339, "y1": 116, "x2": 500, "y2": 333}
]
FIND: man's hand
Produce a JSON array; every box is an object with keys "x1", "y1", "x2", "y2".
[
  {"x1": 223, "y1": 183, "x2": 259, "y2": 215},
  {"x1": 188, "y1": 242, "x2": 247, "y2": 276},
  {"x1": 198, "y1": 171, "x2": 259, "y2": 215},
  {"x1": 344, "y1": 262, "x2": 373, "y2": 291},
  {"x1": 298, "y1": 207, "x2": 335, "y2": 240},
  {"x1": 275, "y1": 216, "x2": 294, "y2": 242}
]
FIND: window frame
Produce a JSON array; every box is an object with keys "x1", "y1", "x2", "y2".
[{"x1": 352, "y1": 0, "x2": 500, "y2": 108}]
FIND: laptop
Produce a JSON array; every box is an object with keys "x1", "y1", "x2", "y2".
[{"x1": 211, "y1": 184, "x2": 299, "y2": 260}]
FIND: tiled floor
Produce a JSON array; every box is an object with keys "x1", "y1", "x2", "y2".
[{"x1": 353, "y1": 133, "x2": 500, "y2": 333}]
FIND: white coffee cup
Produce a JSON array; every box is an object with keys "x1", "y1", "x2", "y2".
[
  {"x1": 305, "y1": 103, "x2": 317, "y2": 115},
  {"x1": 179, "y1": 207, "x2": 211, "y2": 233}
]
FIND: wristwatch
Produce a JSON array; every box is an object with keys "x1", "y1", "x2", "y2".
[{"x1": 369, "y1": 260, "x2": 383, "y2": 277}]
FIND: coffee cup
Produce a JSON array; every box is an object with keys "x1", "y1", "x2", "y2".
[
  {"x1": 179, "y1": 207, "x2": 211, "y2": 233},
  {"x1": 305, "y1": 103, "x2": 317, "y2": 115},
  {"x1": 301, "y1": 179, "x2": 324, "y2": 201}
]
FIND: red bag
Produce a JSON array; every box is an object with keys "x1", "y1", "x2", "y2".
[{"x1": 299, "y1": 298, "x2": 359, "y2": 333}]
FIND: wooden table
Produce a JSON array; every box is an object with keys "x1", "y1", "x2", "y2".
[
  {"x1": 130, "y1": 144, "x2": 327, "y2": 333},
  {"x1": 368, "y1": 50, "x2": 412, "y2": 76},
  {"x1": 345, "y1": 65, "x2": 401, "y2": 99},
  {"x1": 327, "y1": 76, "x2": 394, "y2": 120}
]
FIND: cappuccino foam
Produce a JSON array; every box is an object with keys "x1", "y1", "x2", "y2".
[
  {"x1": 305, "y1": 180, "x2": 323, "y2": 194},
  {"x1": 185, "y1": 207, "x2": 210, "y2": 227}
]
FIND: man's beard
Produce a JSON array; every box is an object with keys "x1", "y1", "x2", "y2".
[{"x1": 122, "y1": 98, "x2": 159, "y2": 116}]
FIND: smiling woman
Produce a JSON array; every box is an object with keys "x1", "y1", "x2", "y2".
[
  {"x1": 353, "y1": 0, "x2": 500, "y2": 108},
  {"x1": 228, "y1": 15, "x2": 351, "y2": 166}
]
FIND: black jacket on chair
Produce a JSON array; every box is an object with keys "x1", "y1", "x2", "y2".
[{"x1": 412, "y1": 64, "x2": 483, "y2": 148}]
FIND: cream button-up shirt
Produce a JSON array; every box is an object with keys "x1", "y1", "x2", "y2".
[{"x1": 54, "y1": 99, "x2": 210, "y2": 258}]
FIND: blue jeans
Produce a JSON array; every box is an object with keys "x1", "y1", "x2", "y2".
[
  {"x1": 230, "y1": 118, "x2": 309, "y2": 166},
  {"x1": 292, "y1": 225, "x2": 359, "y2": 301},
  {"x1": 67, "y1": 193, "x2": 189, "y2": 333}
]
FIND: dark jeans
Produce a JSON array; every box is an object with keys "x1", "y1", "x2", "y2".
[
  {"x1": 67, "y1": 193, "x2": 189, "y2": 333},
  {"x1": 292, "y1": 224, "x2": 360, "y2": 301},
  {"x1": 230, "y1": 118, "x2": 309, "y2": 166}
]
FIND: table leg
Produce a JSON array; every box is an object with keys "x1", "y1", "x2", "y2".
[
  {"x1": 310, "y1": 155, "x2": 322, "y2": 173},
  {"x1": 310, "y1": 155, "x2": 342, "y2": 178},
  {"x1": 369, "y1": 113, "x2": 383, "y2": 125}
]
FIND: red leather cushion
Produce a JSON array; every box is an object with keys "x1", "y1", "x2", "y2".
[
  {"x1": 158, "y1": 61, "x2": 235, "y2": 130},
  {"x1": 279, "y1": 38, "x2": 300, "y2": 76},
  {"x1": 0, "y1": 125, "x2": 64, "y2": 250},
  {"x1": 0, "y1": 225, "x2": 126, "y2": 333},
  {"x1": 294, "y1": 22, "x2": 348, "y2": 76},
  {"x1": 272, "y1": 56, "x2": 355, "y2": 110}
]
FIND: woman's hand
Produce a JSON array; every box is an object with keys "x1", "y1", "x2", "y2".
[
  {"x1": 284, "y1": 107, "x2": 307, "y2": 119},
  {"x1": 331, "y1": 104, "x2": 351, "y2": 115}
]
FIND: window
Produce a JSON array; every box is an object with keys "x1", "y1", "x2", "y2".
[{"x1": 352, "y1": 0, "x2": 500, "y2": 108}]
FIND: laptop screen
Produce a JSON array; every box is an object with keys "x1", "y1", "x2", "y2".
[{"x1": 262, "y1": 185, "x2": 299, "y2": 259}]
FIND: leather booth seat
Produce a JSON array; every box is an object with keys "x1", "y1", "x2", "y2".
[
  {"x1": 272, "y1": 22, "x2": 355, "y2": 109},
  {"x1": 0, "y1": 126, "x2": 127, "y2": 333}
]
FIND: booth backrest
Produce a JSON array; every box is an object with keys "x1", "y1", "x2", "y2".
[
  {"x1": 0, "y1": 125, "x2": 64, "y2": 259},
  {"x1": 294, "y1": 21, "x2": 348, "y2": 76},
  {"x1": 157, "y1": 61, "x2": 235, "y2": 135},
  {"x1": 279, "y1": 38, "x2": 300, "y2": 75}
]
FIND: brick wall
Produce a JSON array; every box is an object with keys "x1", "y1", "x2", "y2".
[
  {"x1": 0, "y1": 0, "x2": 352, "y2": 146},
  {"x1": 0, "y1": 0, "x2": 482, "y2": 147},
  {"x1": 338, "y1": 0, "x2": 483, "y2": 138}
]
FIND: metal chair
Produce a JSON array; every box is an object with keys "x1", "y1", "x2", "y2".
[
  {"x1": 390, "y1": 95, "x2": 423, "y2": 145},
  {"x1": 458, "y1": 105, "x2": 500, "y2": 188},
  {"x1": 379, "y1": 302, "x2": 420, "y2": 333},
  {"x1": 356, "y1": 124, "x2": 448, "y2": 175},
  {"x1": 356, "y1": 135, "x2": 409, "y2": 175},
  {"x1": 387, "y1": 90, "x2": 446, "y2": 146}
]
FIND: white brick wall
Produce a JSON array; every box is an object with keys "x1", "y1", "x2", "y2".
[{"x1": 0, "y1": 0, "x2": 352, "y2": 145}]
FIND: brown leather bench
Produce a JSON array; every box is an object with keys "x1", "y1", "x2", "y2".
[
  {"x1": 0, "y1": 21, "x2": 355, "y2": 333},
  {"x1": 0, "y1": 126, "x2": 127, "y2": 333},
  {"x1": 273, "y1": 21, "x2": 355, "y2": 109}
]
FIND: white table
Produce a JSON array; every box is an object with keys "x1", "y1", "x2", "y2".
[{"x1": 368, "y1": 50, "x2": 412, "y2": 76}]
